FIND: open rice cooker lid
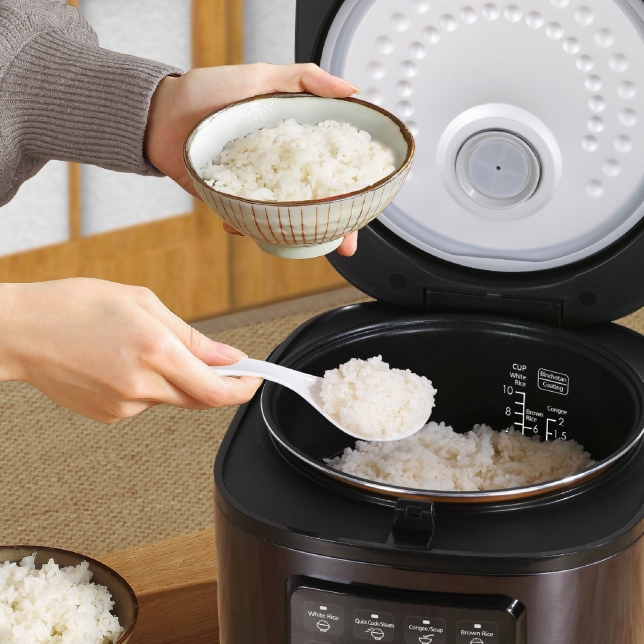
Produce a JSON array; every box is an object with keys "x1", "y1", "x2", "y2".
[{"x1": 298, "y1": 0, "x2": 644, "y2": 324}]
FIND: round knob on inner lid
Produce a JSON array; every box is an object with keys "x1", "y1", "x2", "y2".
[{"x1": 456, "y1": 131, "x2": 541, "y2": 209}]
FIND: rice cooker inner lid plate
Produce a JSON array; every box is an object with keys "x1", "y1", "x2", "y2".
[{"x1": 321, "y1": 0, "x2": 644, "y2": 272}]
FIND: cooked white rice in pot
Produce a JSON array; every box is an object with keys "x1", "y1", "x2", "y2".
[
  {"x1": 326, "y1": 422, "x2": 595, "y2": 492},
  {"x1": 319, "y1": 356, "x2": 436, "y2": 440},
  {"x1": 200, "y1": 119, "x2": 395, "y2": 201},
  {"x1": 0, "y1": 555, "x2": 123, "y2": 644}
]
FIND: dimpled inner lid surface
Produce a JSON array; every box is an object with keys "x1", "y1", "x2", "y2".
[{"x1": 321, "y1": 0, "x2": 644, "y2": 272}]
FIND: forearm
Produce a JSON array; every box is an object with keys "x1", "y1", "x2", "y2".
[{"x1": 0, "y1": 0, "x2": 182, "y2": 207}]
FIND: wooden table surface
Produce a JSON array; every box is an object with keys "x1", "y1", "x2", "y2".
[{"x1": 100, "y1": 530, "x2": 219, "y2": 644}]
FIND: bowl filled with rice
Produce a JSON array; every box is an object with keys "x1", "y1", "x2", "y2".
[
  {"x1": 183, "y1": 92, "x2": 415, "y2": 259},
  {"x1": 0, "y1": 546, "x2": 137, "y2": 644}
]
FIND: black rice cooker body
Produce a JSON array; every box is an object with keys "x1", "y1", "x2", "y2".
[
  {"x1": 214, "y1": 304, "x2": 644, "y2": 644},
  {"x1": 216, "y1": 302, "x2": 644, "y2": 574}
]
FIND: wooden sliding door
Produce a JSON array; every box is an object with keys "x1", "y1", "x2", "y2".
[{"x1": 0, "y1": 0, "x2": 345, "y2": 321}]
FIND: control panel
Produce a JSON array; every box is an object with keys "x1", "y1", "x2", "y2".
[{"x1": 289, "y1": 578, "x2": 525, "y2": 644}]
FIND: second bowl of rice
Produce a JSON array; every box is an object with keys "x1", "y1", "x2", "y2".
[
  {"x1": 183, "y1": 93, "x2": 414, "y2": 259},
  {"x1": 0, "y1": 546, "x2": 137, "y2": 643}
]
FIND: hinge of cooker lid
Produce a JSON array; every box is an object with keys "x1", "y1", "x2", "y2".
[
  {"x1": 424, "y1": 289, "x2": 563, "y2": 327},
  {"x1": 390, "y1": 500, "x2": 435, "y2": 549}
]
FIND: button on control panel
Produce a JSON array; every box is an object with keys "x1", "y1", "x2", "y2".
[
  {"x1": 456, "y1": 620, "x2": 499, "y2": 644},
  {"x1": 405, "y1": 616, "x2": 447, "y2": 644},
  {"x1": 290, "y1": 578, "x2": 525, "y2": 644},
  {"x1": 303, "y1": 601, "x2": 344, "y2": 636},
  {"x1": 353, "y1": 609, "x2": 395, "y2": 641}
]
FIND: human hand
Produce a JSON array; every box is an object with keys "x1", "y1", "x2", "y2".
[
  {"x1": 144, "y1": 63, "x2": 360, "y2": 257},
  {"x1": 0, "y1": 279, "x2": 261, "y2": 423}
]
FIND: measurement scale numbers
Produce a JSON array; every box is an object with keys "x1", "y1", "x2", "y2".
[{"x1": 503, "y1": 364, "x2": 569, "y2": 441}]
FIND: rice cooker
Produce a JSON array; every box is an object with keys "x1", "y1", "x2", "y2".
[{"x1": 214, "y1": 1, "x2": 644, "y2": 641}]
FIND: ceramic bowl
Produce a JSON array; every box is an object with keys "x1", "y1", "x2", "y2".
[
  {"x1": 183, "y1": 93, "x2": 415, "y2": 259},
  {"x1": 0, "y1": 546, "x2": 138, "y2": 643}
]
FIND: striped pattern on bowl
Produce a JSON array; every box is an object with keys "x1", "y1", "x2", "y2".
[{"x1": 192, "y1": 165, "x2": 409, "y2": 248}]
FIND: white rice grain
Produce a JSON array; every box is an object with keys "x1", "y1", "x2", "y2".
[
  {"x1": 0, "y1": 555, "x2": 123, "y2": 644},
  {"x1": 200, "y1": 119, "x2": 395, "y2": 201},
  {"x1": 319, "y1": 356, "x2": 436, "y2": 440},
  {"x1": 326, "y1": 422, "x2": 594, "y2": 491}
]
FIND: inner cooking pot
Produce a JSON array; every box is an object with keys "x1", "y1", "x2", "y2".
[{"x1": 261, "y1": 315, "x2": 644, "y2": 503}]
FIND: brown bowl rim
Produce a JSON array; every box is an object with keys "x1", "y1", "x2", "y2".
[
  {"x1": 183, "y1": 92, "x2": 416, "y2": 208},
  {"x1": 0, "y1": 544, "x2": 138, "y2": 644}
]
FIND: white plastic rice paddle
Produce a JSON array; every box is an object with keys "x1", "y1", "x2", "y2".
[{"x1": 212, "y1": 358, "x2": 426, "y2": 442}]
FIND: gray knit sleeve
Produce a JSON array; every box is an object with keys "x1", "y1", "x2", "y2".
[{"x1": 0, "y1": 0, "x2": 183, "y2": 207}]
